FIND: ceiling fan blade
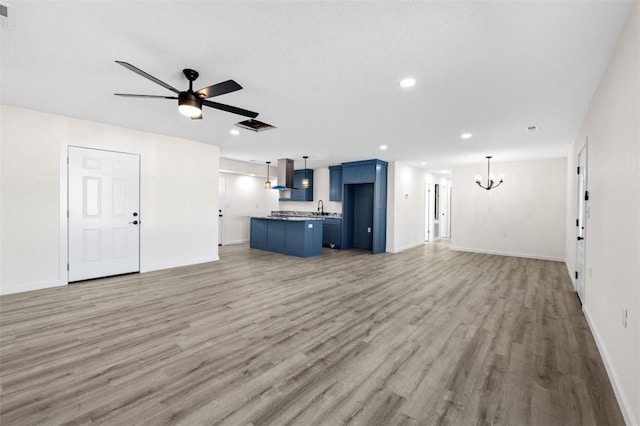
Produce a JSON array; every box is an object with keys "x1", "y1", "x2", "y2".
[
  {"x1": 196, "y1": 80, "x2": 242, "y2": 99},
  {"x1": 202, "y1": 100, "x2": 259, "y2": 118},
  {"x1": 115, "y1": 61, "x2": 180, "y2": 94},
  {"x1": 114, "y1": 94, "x2": 178, "y2": 99}
]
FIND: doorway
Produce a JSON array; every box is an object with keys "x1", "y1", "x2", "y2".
[
  {"x1": 425, "y1": 184, "x2": 432, "y2": 242},
  {"x1": 68, "y1": 146, "x2": 140, "y2": 282},
  {"x1": 343, "y1": 183, "x2": 374, "y2": 251},
  {"x1": 575, "y1": 144, "x2": 588, "y2": 303}
]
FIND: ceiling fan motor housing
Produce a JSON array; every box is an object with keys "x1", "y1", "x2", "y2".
[{"x1": 179, "y1": 91, "x2": 200, "y2": 104}]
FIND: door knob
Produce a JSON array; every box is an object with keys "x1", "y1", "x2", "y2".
[
  {"x1": 577, "y1": 236, "x2": 584, "y2": 241},
  {"x1": 129, "y1": 220, "x2": 139, "y2": 225}
]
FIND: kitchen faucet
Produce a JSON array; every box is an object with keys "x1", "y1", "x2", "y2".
[{"x1": 317, "y1": 200, "x2": 324, "y2": 215}]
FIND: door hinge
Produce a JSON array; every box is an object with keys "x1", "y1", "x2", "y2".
[
  {"x1": 575, "y1": 271, "x2": 578, "y2": 279},
  {"x1": 577, "y1": 166, "x2": 580, "y2": 174},
  {"x1": 576, "y1": 219, "x2": 579, "y2": 227},
  {"x1": 67, "y1": 264, "x2": 69, "y2": 271},
  {"x1": 584, "y1": 190, "x2": 589, "y2": 201},
  {"x1": 67, "y1": 210, "x2": 69, "y2": 218}
]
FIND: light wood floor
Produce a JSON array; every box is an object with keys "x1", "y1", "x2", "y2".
[{"x1": 0, "y1": 242, "x2": 623, "y2": 425}]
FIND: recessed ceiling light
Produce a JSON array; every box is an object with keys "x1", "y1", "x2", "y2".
[
  {"x1": 441, "y1": 169, "x2": 451, "y2": 174},
  {"x1": 250, "y1": 173, "x2": 256, "y2": 177},
  {"x1": 461, "y1": 133, "x2": 472, "y2": 139},
  {"x1": 230, "y1": 129, "x2": 240, "y2": 136},
  {"x1": 420, "y1": 161, "x2": 427, "y2": 166},
  {"x1": 379, "y1": 145, "x2": 388, "y2": 150},
  {"x1": 399, "y1": 78, "x2": 416, "y2": 88}
]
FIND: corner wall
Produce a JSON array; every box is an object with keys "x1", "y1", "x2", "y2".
[
  {"x1": 565, "y1": 4, "x2": 639, "y2": 424},
  {"x1": 1, "y1": 105, "x2": 220, "y2": 295},
  {"x1": 219, "y1": 172, "x2": 279, "y2": 244},
  {"x1": 450, "y1": 158, "x2": 567, "y2": 261}
]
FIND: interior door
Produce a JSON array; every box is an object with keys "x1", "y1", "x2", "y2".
[
  {"x1": 575, "y1": 145, "x2": 587, "y2": 303},
  {"x1": 68, "y1": 146, "x2": 140, "y2": 282}
]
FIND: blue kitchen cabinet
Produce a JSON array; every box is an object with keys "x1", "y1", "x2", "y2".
[
  {"x1": 280, "y1": 169, "x2": 314, "y2": 201},
  {"x1": 322, "y1": 218, "x2": 342, "y2": 248},
  {"x1": 250, "y1": 217, "x2": 322, "y2": 257},
  {"x1": 342, "y1": 160, "x2": 376, "y2": 184},
  {"x1": 329, "y1": 165, "x2": 342, "y2": 201}
]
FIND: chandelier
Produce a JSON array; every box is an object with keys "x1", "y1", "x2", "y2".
[{"x1": 475, "y1": 156, "x2": 503, "y2": 190}]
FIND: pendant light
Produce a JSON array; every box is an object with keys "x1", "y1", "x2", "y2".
[
  {"x1": 475, "y1": 156, "x2": 504, "y2": 190},
  {"x1": 264, "y1": 161, "x2": 272, "y2": 189},
  {"x1": 301, "y1": 156, "x2": 310, "y2": 189}
]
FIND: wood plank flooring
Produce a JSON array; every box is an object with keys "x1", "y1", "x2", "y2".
[{"x1": 0, "y1": 242, "x2": 624, "y2": 425}]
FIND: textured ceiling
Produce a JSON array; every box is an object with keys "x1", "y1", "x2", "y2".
[{"x1": 0, "y1": 1, "x2": 633, "y2": 171}]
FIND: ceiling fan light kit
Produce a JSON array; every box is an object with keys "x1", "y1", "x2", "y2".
[{"x1": 178, "y1": 92, "x2": 202, "y2": 118}]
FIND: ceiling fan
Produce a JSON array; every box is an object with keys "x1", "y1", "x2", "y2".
[{"x1": 114, "y1": 61, "x2": 259, "y2": 120}]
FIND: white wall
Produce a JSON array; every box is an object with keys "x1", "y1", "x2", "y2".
[
  {"x1": 1, "y1": 105, "x2": 220, "y2": 295},
  {"x1": 219, "y1": 172, "x2": 279, "y2": 244},
  {"x1": 566, "y1": 4, "x2": 639, "y2": 424},
  {"x1": 450, "y1": 158, "x2": 567, "y2": 261},
  {"x1": 387, "y1": 162, "x2": 425, "y2": 253}
]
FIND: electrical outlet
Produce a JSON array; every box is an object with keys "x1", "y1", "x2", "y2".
[
  {"x1": 622, "y1": 308, "x2": 628, "y2": 328},
  {"x1": 503, "y1": 232, "x2": 508, "y2": 238},
  {"x1": 367, "y1": 227, "x2": 371, "y2": 233}
]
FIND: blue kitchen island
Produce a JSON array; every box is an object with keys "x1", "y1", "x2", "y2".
[{"x1": 250, "y1": 216, "x2": 324, "y2": 258}]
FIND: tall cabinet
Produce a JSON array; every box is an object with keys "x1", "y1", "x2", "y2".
[{"x1": 340, "y1": 159, "x2": 388, "y2": 254}]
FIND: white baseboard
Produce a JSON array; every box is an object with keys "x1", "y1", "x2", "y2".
[
  {"x1": 142, "y1": 255, "x2": 220, "y2": 273},
  {"x1": 583, "y1": 306, "x2": 637, "y2": 426},
  {"x1": 387, "y1": 241, "x2": 425, "y2": 254},
  {"x1": 0, "y1": 280, "x2": 65, "y2": 296},
  {"x1": 223, "y1": 239, "x2": 249, "y2": 245},
  {"x1": 565, "y1": 260, "x2": 577, "y2": 290},
  {"x1": 449, "y1": 246, "x2": 565, "y2": 262}
]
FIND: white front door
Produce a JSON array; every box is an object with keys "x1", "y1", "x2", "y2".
[
  {"x1": 575, "y1": 145, "x2": 587, "y2": 303},
  {"x1": 68, "y1": 146, "x2": 140, "y2": 282}
]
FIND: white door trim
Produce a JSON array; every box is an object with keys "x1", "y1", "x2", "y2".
[
  {"x1": 425, "y1": 183, "x2": 431, "y2": 242},
  {"x1": 59, "y1": 139, "x2": 145, "y2": 286},
  {"x1": 575, "y1": 140, "x2": 588, "y2": 302}
]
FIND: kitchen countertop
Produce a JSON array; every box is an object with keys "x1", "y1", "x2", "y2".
[{"x1": 250, "y1": 216, "x2": 325, "y2": 221}]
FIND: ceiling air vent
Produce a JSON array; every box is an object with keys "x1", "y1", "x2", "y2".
[
  {"x1": 0, "y1": 2, "x2": 15, "y2": 30},
  {"x1": 234, "y1": 119, "x2": 276, "y2": 132}
]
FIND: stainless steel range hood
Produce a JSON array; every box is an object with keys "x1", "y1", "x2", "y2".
[{"x1": 272, "y1": 158, "x2": 294, "y2": 190}]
